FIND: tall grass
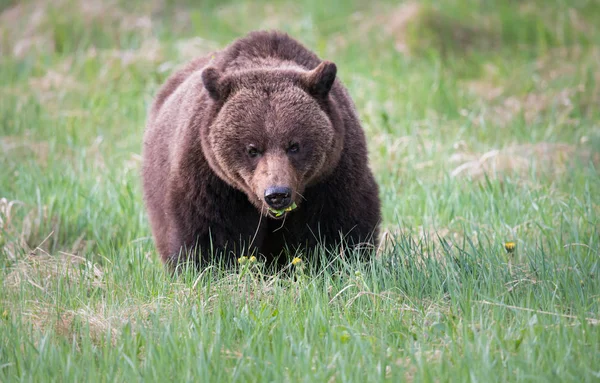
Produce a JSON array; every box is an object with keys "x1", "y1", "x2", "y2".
[{"x1": 1, "y1": 0, "x2": 599, "y2": 381}]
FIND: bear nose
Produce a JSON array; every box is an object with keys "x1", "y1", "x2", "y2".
[{"x1": 264, "y1": 186, "x2": 292, "y2": 210}]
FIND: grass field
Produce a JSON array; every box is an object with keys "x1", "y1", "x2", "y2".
[{"x1": 1, "y1": 0, "x2": 599, "y2": 381}]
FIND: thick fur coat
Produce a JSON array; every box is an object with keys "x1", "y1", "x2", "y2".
[{"x1": 142, "y1": 30, "x2": 381, "y2": 270}]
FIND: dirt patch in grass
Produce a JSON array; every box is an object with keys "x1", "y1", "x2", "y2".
[{"x1": 449, "y1": 142, "x2": 599, "y2": 179}]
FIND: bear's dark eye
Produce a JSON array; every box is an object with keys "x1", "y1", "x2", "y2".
[
  {"x1": 247, "y1": 145, "x2": 261, "y2": 158},
  {"x1": 287, "y1": 143, "x2": 300, "y2": 154}
]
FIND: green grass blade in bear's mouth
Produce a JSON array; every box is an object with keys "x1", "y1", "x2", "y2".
[{"x1": 268, "y1": 202, "x2": 298, "y2": 217}]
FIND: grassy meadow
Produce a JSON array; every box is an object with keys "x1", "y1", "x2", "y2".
[{"x1": 1, "y1": 0, "x2": 599, "y2": 381}]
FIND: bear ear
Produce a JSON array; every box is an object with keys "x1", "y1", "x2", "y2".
[
  {"x1": 304, "y1": 61, "x2": 337, "y2": 98},
  {"x1": 202, "y1": 66, "x2": 230, "y2": 101}
]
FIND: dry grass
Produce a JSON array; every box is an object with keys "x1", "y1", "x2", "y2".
[
  {"x1": 10, "y1": 298, "x2": 163, "y2": 348},
  {"x1": 215, "y1": 3, "x2": 302, "y2": 32},
  {"x1": 449, "y1": 142, "x2": 598, "y2": 179},
  {"x1": 0, "y1": 2, "x2": 54, "y2": 58},
  {"x1": 2, "y1": 241, "x2": 112, "y2": 346},
  {"x1": 174, "y1": 37, "x2": 221, "y2": 63},
  {"x1": 465, "y1": 46, "x2": 600, "y2": 127},
  {"x1": 0, "y1": 197, "x2": 52, "y2": 260},
  {"x1": 379, "y1": 2, "x2": 495, "y2": 56},
  {"x1": 382, "y1": 2, "x2": 424, "y2": 55},
  {"x1": 3, "y1": 246, "x2": 104, "y2": 292},
  {"x1": 0, "y1": 0, "x2": 160, "y2": 58},
  {"x1": 392, "y1": 349, "x2": 444, "y2": 381},
  {"x1": 2, "y1": 240, "x2": 158, "y2": 348},
  {"x1": 470, "y1": 87, "x2": 580, "y2": 127},
  {"x1": 29, "y1": 305, "x2": 120, "y2": 347}
]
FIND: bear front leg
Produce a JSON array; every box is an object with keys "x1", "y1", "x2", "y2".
[
  {"x1": 163, "y1": 212, "x2": 266, "y2": 273},
  {"x1": 297, "y1": 176, "x2": 381, "y2": 265}
]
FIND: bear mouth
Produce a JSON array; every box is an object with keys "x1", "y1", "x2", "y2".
[{"x1": 264, "y1": 202, "x2": 298, "y2": 220}]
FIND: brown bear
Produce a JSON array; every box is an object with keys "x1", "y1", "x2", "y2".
[{"x1": 142, "y1": 30, "x2": 381, "y2": 271}]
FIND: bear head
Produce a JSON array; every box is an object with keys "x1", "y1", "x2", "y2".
[{"x1": 199, "y1": 61, "x2": 344, "y2": 219}]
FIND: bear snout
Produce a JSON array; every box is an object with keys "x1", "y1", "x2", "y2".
[{"x1": 264, "y1": 186, "x2": 292, "y2": 210}]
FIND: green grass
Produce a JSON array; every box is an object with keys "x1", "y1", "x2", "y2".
[{"x1": 1, "y1": 0, "x2": 599, "y2": 381}]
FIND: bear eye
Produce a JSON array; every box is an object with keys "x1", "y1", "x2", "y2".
[
  {"x1": 287, "y1": 143, "x2": 300, "y2": 154},
  {"x1": 247, "y1": 145, "x2": 261, "y2": 158}
]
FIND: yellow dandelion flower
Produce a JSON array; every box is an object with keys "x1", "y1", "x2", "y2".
[
  {"x1": 340, "y1": 331, "x2": 351, "y2": 344},
  {"x1": 238, "y1": 256, "x2": 248, "y2": 264},
  {"x1": 292, "y1": 257, "x2": 302, "y2": 266},
  {"x1": 504, "y1": 241, "x2": 516, "y2": 253},
  {"x1": 249, "y1": 256, "x2": 257, "y2": 263}
]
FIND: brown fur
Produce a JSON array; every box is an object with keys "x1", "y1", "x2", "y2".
[{"x1": 142, "y1": 30, "x2": 381, "y2": 271}]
